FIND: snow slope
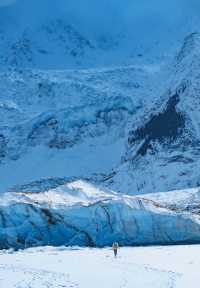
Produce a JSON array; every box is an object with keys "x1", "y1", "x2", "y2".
[
  {"x1": 104, "y1": 33, "x2": 200, "y2": 194},
  {"x1": 1, "y1": 245, "x2": 200, "y2": 288},
  {"x1": 2, "y1": 34, "x2": 200, "y2": 195},
  {"x1": 1, "y1": 0, "x2": 200, "y2": 195},
  {"x1": 0, "y1": 64, "x2": 163, "y2": 192}
]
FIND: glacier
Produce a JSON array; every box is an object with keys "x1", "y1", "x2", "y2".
[
  {"x1": 1, "y1": 0, "x2": 200, "y2": 249},
  {"x1": 1, "y1": 181, "x2": 200, "y2": 249}
]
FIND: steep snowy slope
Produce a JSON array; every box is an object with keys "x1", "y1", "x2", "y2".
[
  {"x1": 2, "y1": 33, "x2": 200, "y2": 194},
  {"x1": 105, "y1": 33, "x2": 200, "y2": 194},
  {"x1": 0, "y1": 1, "x2": 200, "y2": 195},
  {"x1": 0, "y1": 64, "x2": 164, "y2": 192}
]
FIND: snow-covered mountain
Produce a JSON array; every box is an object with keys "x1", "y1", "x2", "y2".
[
  {"x1": 0, "y1": 64, "x2": 163, "y2": 192},
  {"x1": 0, "y1": 0, "x2": 200, "y2": 69},
  {"x1": 1, "y1": 0, "x2": 200, "y2": 248},
  {"x1": 106, "y1": 33, "x2": 200, "y2": 194},
  {"x1": 1, "y1": 33, "x2": 200, "y2": 195}
]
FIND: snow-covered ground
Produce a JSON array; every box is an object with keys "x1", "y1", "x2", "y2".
[{"x1": 1, "y1": 245, "x2": 200, "y2": 288}]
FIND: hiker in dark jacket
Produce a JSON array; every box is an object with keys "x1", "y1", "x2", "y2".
[{"x1": 112, "y1": 242, "x2": 119, "y2": 257}]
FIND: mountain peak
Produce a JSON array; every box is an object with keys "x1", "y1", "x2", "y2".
[{"x1": 0, "y1": 0, "x2": 200, "y2": 69}]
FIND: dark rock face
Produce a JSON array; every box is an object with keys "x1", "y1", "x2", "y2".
[{"x1": 128, "y1": 93, "x2": 185, "y2": 156}]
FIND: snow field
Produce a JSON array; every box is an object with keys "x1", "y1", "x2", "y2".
[{"x1": 1, "y1": 245, "x2": 200, "y2": 287}]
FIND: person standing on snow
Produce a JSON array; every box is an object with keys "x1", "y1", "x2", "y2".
[{"x1": 112, "y1": 242, "x2": 119, "y2": 257}]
